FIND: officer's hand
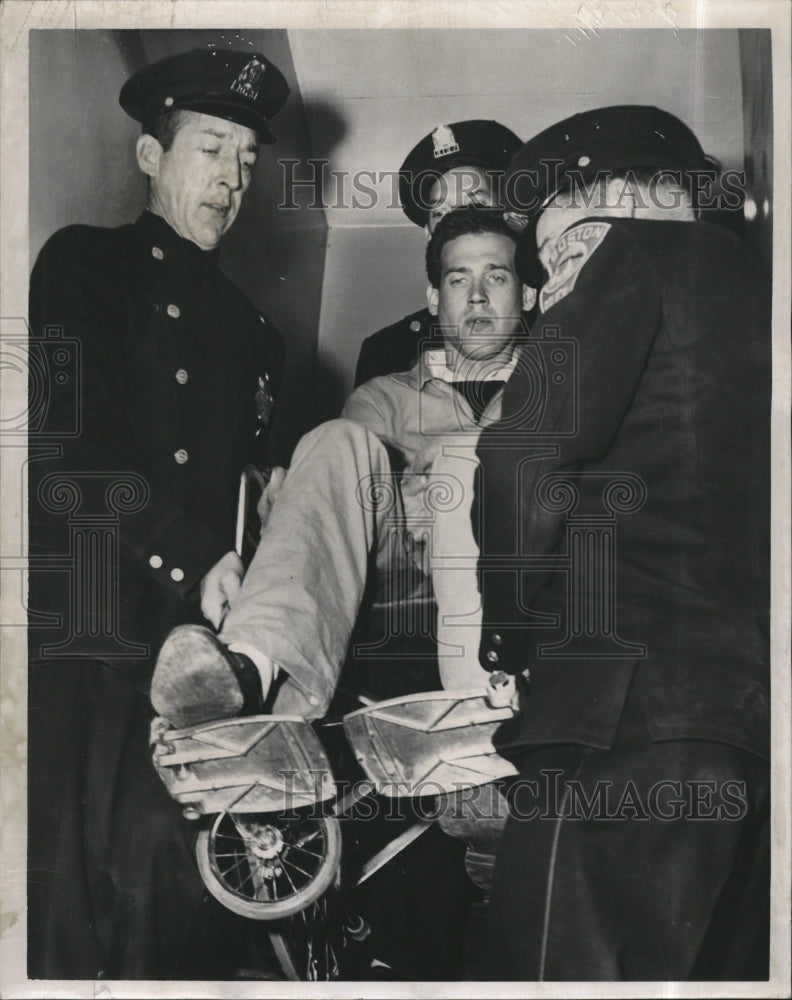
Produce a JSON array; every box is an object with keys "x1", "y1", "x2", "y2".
[
  {"x1": 258, "y1": 466, "x2": 287, "y2": 525},
  {"x1": 201, "y1": 550, "x2": 244, "y2": 629}
]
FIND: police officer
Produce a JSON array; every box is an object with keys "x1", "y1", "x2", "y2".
[
  {"x1": 354, "y1": 119, "x2": 523, "y2": 386},
  {"x1": 28, "y1": 47, "x2": 288, "y2": 978},
  {"x1": 474, "y1": 107, "x2": 770, "y2": 980}
]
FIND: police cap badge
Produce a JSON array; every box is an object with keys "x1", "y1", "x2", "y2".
[
  {"x1": 399, "y1": 119, "x2": 523, "y2": 227},
  {"x1": 120, "y1": 47, "x2": 290, "y2": 144}
]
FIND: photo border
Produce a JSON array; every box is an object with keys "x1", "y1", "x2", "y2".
[{"x1": 1, "y1": 2, "x2": 789, "y2": 998}]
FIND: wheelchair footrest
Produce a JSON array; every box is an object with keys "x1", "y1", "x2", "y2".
[
  {"x1": 151, "y1": 714, "x2": 335, "y2": 817},
  {"x1": 342, "y1": 689, "x2": 517, "y2": 796}
]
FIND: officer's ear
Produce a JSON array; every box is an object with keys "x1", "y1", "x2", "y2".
[
  {"x1": 522, "y1": 285, "x2": 537, "y2": 311},
  {"x1": 604, "y1": 176, "x2": 637, "y2": 218},
  {"x1": 426, "y1": 284, "x2": 439, "y2": 316},
  {"x1": 136, "y1": 133, "x2": 164, "y2": 179}
]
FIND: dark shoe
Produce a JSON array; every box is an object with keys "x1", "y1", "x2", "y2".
[{"x1": 151, "y1": 624, "x2": 264, "y2": 727}]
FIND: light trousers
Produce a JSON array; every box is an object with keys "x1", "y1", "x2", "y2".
[{"x1": 220, "y1": 419, "x2": 489, "y2": 718}]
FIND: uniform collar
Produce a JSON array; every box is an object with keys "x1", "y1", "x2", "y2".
[
  {"x1": 416, "y1": 347, "x2": 519, "y2": 387},
  {"x1": 134, "y1": 210, "x2": 222, "y2": 267}
]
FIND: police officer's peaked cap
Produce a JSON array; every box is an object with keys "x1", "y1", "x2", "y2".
[
  {"x1": 120, "y1": 47, "x2": 290, "y2": 144},
  {"x1": 505, "y1": 105, "x2": 714, "y2": 219},
  {"x1": 399, "y1": 120, "x2": 523, "y2": 227}
]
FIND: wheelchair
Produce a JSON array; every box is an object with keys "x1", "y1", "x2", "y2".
[{"x1": 150, "y1": 466, "x2": 518, "y2": 979}]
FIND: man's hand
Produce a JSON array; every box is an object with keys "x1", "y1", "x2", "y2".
[
  {"x1": 258, "y1": 465, "x2": 287, "y2": 525},
  {"x1": 201, "y1": 550, "x2": 245, "y2": 629}
]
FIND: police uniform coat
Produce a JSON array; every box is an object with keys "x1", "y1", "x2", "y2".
[
  {"x1": 29, "y1": 210, "x2": 284, "y2": 660},
  {"x1": 474, "y1": 217, "x2": 771, "y2": 978},
  {"x1": 476, "y1": 217, "x2": 769, "y2": 758},
  {"x1": 354, "y1": 307, "x2": 435, "y2": 387},
  {"x1": 27, "y1": 209, "x2": 284, "y2": 978}
]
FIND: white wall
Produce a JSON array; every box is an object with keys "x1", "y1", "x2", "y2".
[
  {"x1": 312, "y1": 225, "x2": 427, "y2": 423},
  {"x1": 289, "y1": 28, "x2": 744, "y2": 230},
  {"x1": 29, "y1": 31, "x2": 145, "y2": 262}
]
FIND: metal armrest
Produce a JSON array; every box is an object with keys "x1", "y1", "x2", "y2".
[{"x1": 236, "y1": 464, "x2": 271, "y2": 564}]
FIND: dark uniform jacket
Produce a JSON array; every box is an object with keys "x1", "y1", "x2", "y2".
[
  {"x1": 354, "y1": 307, "x2": 436, "y2": 387},
  {"x1": 475, "y1": 218, "x2": 770, "y2": 761},
  {"x1": 27, "y1": 210, "x2": 284, "y2": 978},
  {"x1": 28, "y1": 210, "x2": 284, "y2": 671}
]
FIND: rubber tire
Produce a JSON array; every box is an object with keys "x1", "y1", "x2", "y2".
[{"x1": 196, "y1": 812, "x2": 342, "y2": 921}]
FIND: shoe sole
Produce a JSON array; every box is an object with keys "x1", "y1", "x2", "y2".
[{"x1": 151, "y1": 624, "x2": 244, "y2": 727}]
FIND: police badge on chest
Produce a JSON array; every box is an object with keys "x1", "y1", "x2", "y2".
[{"x1": 254, "y1": 374, "x2": 275, "y2": 435}]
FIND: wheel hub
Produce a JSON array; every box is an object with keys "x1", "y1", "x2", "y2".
[{"x1": 241, "y1": 820, "x2": 285, "y2": 860}]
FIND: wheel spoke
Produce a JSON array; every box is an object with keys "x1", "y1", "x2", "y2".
[
  {"x1": 227, "y1": 851, "x2": 256, "y2": 890},
  {"x1": 278, "y1": 859, "x2": 300, "y2": 895},
  {"x1": 291, "y1": 827, "x2": 323, "y2": 849},
  {"x1": 287, "y1": 841, "x2": 325, "y2": 861},
  {"x1": 222, "y1": 861, "x2": 256, "y2": 894},
  {"x1": 217, "y1": 849, "x2": 247, "y2": 885},
  {"x1": 280, "y1": 855, "x2": 314, "y2": 880}
]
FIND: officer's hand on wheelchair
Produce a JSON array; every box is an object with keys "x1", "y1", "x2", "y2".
[{"x1": 201, "y1": 550, "x2": 245, "y2": 628}]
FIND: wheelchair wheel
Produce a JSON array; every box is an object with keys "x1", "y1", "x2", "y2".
[{"x1": 196, "y1": 810, "x2": 342, "y2": 920}]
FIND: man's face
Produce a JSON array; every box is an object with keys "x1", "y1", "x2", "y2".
[
  {"x1": 427, "y1": 231, "x2": 534, "y2": 364},
  {"x1": 426, "y1": 165, "x2": 497, "y2": 235},
  {"x1": 139, "y1": 110, "x2": 259, "y2": 250}
]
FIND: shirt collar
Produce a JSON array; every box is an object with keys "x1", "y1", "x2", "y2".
[{"x1": 416, "y1": 347, "x2": 519, "y2": 387}]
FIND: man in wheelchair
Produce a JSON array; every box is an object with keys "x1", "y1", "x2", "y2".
[{"x1": 151, "y1": 206, "x2": 539, "y2": 728}]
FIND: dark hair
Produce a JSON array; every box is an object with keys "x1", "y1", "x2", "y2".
[
  {"x1": 425, "y1": 207, "x2": 520, "y2": 288},
  {"x1": 144, "y1": 108, "x2": 190, "y2": 151}
]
